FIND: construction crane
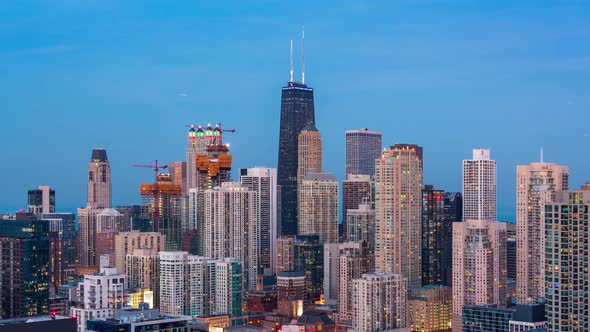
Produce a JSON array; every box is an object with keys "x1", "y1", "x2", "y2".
[{"x1": 133, "y1": 160, "x2": 168, "y2": 232}]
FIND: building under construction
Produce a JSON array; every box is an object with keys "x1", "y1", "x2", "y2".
[
  {"x1": 185, "y1": 123, "x2": 233, "y2": 255},
  {"x1": 140, "y1": 173, "x2": 182, "y2": 251}
]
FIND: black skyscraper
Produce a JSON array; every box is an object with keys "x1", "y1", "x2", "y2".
[{"x1": 277, "y1": 81, "x2": 315, "y2": 236}]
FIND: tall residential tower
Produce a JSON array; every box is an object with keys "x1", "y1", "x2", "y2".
[{"x1": 462, "y1": 149, "x2": 496, "y2": 221}]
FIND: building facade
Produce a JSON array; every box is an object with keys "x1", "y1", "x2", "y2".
[
  {"x1": 516, "y1": 162, "x2": 568, "y2": 303},
  {"x1": 452, "y1": 219, "x2": 507, "y2": 331},
  {"x1": 342, "y1": 174, "x2": 372, "y2": 241},
  {"x1": 409, "y1": 285, "x2": 452, "y2": 332},
  {"x1": 240, "y1": 167, "x2": 279, "y2": 277},
  {"x1": 297, "y1": 124, "x2": 322, "y2": 193},
  {"x1": 462, "y1": 149, "x2": 496, "y2": 221},
  {"x1": 0, "y1": 217, "x2": 49, "y2": 318},
  {"x1": 298, "y1": 173, "x2": 338, "y2": 245},
  {"x1": 345, "y1": 128, "x2": 382, "y2": 177},
  {"x1": 204, "y1": 182, "x2": 259, "y2": 290},
  {"x1": 27, "y1": 185, "x2": 55, "y2": 214},
  {"x1": 422, "y1": 185, "x2": 452, "y2": 286},
  {"x1": 113, "y1": 231, "x2": 165, "y2": 275},
  {"x1": 277, "y1": 80, "x2": 315, "y2": 237},
  {"x1": 125, "y1": 248, "x2": 160, "y2": 308},
  {"x1": 375, "y1": 144, "x2": 423, "y2": 287},
  {"x1": 351, "y1": 273, "x2": 408, "y2": 332},
  {"x1": 544, "y1": 187, "x2": 590, "y2": 332}
]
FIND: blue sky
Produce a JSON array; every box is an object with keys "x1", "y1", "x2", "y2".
[{"x1": 1, "y1": 0, "x2": 589, "y2": 220}]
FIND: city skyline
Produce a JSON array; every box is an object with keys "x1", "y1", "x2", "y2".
[{"x1": 2, "y1": 1, "x2": 590, "y2": 220}]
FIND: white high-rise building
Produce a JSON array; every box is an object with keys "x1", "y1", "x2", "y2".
[
  {"x1": 204, "y1": 182, "x2": 259, "y2": 290},
  {"x1": 71, "y1": 267, "x2": 126, "y2": 332},
  {"x1": 298, "y1": 173, "x2": 339, "y2": 245},
  {"x1": 462, "y1": 149, "x2": 496, "y2": 221},
  {"x1": 375, "y1": 144, "x2": 423, "y2": 287},
  {"x1": 351, "y1": 273, "x2": 408, "y2": 332},
  {"x1": 516, "y1": 161, "x2": 568, "y2": 303},
  {"x1": 452, "y1": 219, "x2": 507, "y2": 331},
  {"x1": 240, "y1": 167, "x2": 279, "y2": 277},
  {"x1": 96, "y1": 208, "x2": 123, "y2": 233},
  {"x1": 159, "y1": 251, "x2": 242, "y2": 318}
]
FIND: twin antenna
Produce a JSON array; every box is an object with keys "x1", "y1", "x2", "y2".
[{"x1": 289, "y1": 27, "x2": 305, "y2": 84}]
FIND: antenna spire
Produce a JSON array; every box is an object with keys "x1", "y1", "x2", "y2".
[
  {"x1": 290, "y1": 40, "x2": 294, "y2": 82},
  {"x1": 540, "y1": 146, "x2": 544, "y2": 163},
  {"x1": 301, "y1": 26, "x2": 305, "y2": 84}
]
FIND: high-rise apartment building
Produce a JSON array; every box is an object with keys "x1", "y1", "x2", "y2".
[
  {"x1": 346, "y1": 203, "x2": 376, "y2": 253},
  {"x1": 113, "y1": 231, "x2": 166, "y2": 275},
  {"x1": 277, "y1": 77, "x2": 315, "y2": 237},
  {"x1": 516, "y1": 161, "x2": 568, "y2": 303},
  {"x1": 297, "y1": 124, "x2": 322, "y2": 192},
  {"x1": 43, "y1": 213, "x2": 77, "y2": 286},
  {"x1": 462, "y1": 149, "x2": 496, "y2": 221},
  {"x1": 345, "y1": 128, "x2": 382, "y2": 177},
  {"x1": 444, "y1": 192, "x2": 463, "y2": 223},
  {"x1": 324, "y1": 241, "x2": 373, "y2": 305},
  {"x1": 87, "y1": 148, "x2": 111, "y2": 209},
  {"x1": 204, "y1": 182, "x2": 259, "y2": 290},
  {"x1": 240, "y1": 167, "x2": 279, "y2": 277},
  {"x1": 375, "y1": 144, "x2": 423, "y2": 286},
  {"x1": 140, "y1": 173, "x2": 182, "y2": 250},
  {"x1": 323, "y1": 242, "x2": 373, "y2": 321},
  {"x1": 544, "y1": 186, "x2": 590, "y2": 332},
  {"x1": 71, "y1": 267, "x2": 126, "y2": 332},
  {"x1": 298, "y1": 173, "x2": 338, "y2": 245},
  {"x1": 452, "y1": 219, "x2": 507, "y2": 331},
  {"x1": 422, "y1": 185, "x2": 452, "y2": 286},
  {"x1": 342, "y1": 174, "x2": 372, "y2": 241},
  {"x1": 351, "y1": 273, "x2": 408, "y2": 332},
  {"x1": 275, "y1": 236, "x2": 296, "y2": 274},
  {"x1": 159, "y1": 252, "x2": 242, "y2": 318},
  {"x1": 77, "y1": 207, "x2": 102, "y2": 273},
  {"x1": 125, "y1": 248, "x2": 160, "y2": 308},
  {"x1": 27, "y1": 185, "x2": 55, "y2": 214},
  {"x1": 0, "y1": 216, "x2": 49, "y2": 318},
  {"x1": 409, "y1": 285, "x2": 452, "y2": 332},
  {"x1": 96, "y1": 208, "x2": 123, "y2": 233}
]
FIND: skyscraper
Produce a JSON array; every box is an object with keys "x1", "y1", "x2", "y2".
[
  {"x1": 346, "y1": 203, "x2": 376, "y2": 251},
  {"x1": 87, "y1": 148, "x2": 111, "y2": 209},
  {"x1": 298, "y1": 173, "x2": 338, "y2": 245},
  {"x1": 113, "y1": 231, "x2": 165, "y2": 275},
  {"x1": 452, "y1": 219, "x2": 507, "y2": 331},
  {"x1": 462, "y1": 149, "x2": 496, "y2": 221},
  {"x1": 43, "y1": 212, "x2": 77, "y2": 287},
  {"x1": 544, "y1": 186, "x2": 590, "y2": 332},
  {"x1": 516, "y1": 161, "x2": 568, "y2": 303},
  {"x1": 77, "y1": 148, "x2": 113, "y2": 273},
  {"x1": 345, "y1": 128, "x2": 382, "y2": 177},
  {"x1": 240, "y1": 167, "x2": 279, "y2": 277},
  {"x1": 294, "y1": 235, "x2": 324, "y2": 305},
  {"x1": 125, "y1": 247, "x2": 160, "y2": 308},
  {"x1": 277, "y1": 50, "x2": 315, "y2": 236},
  {"x1": 0, "y1": 216, "x2": 49, "y2": 318},
  {"x1": 351, "y1": 273, "x2": 408, "y2": 331},
  {"x1": 140, "y1": 173, "x2": 182, "y2": 250},
  {"x1": 27, "y1": 185, "x2": 55, "y2": 214},
  {"x1": 297, "y1": 124, "x2": 322, "y2": 193},
  {"x1": 342, "y1": 174, "x2": 372, "y2": 241},
  {"x1": 375, "y1": 144, "x2": 423, "y2": 287},
  {"x1": 204, "y1": 182, "x2": 259, "y2": 290},
  {"x1": 422, "y1": 185, "x2": 451, "y2": 286}
]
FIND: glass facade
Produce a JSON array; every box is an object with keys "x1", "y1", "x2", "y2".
[{"x1": 277, "y1": 82, "x2": 315, "y2": 236}]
